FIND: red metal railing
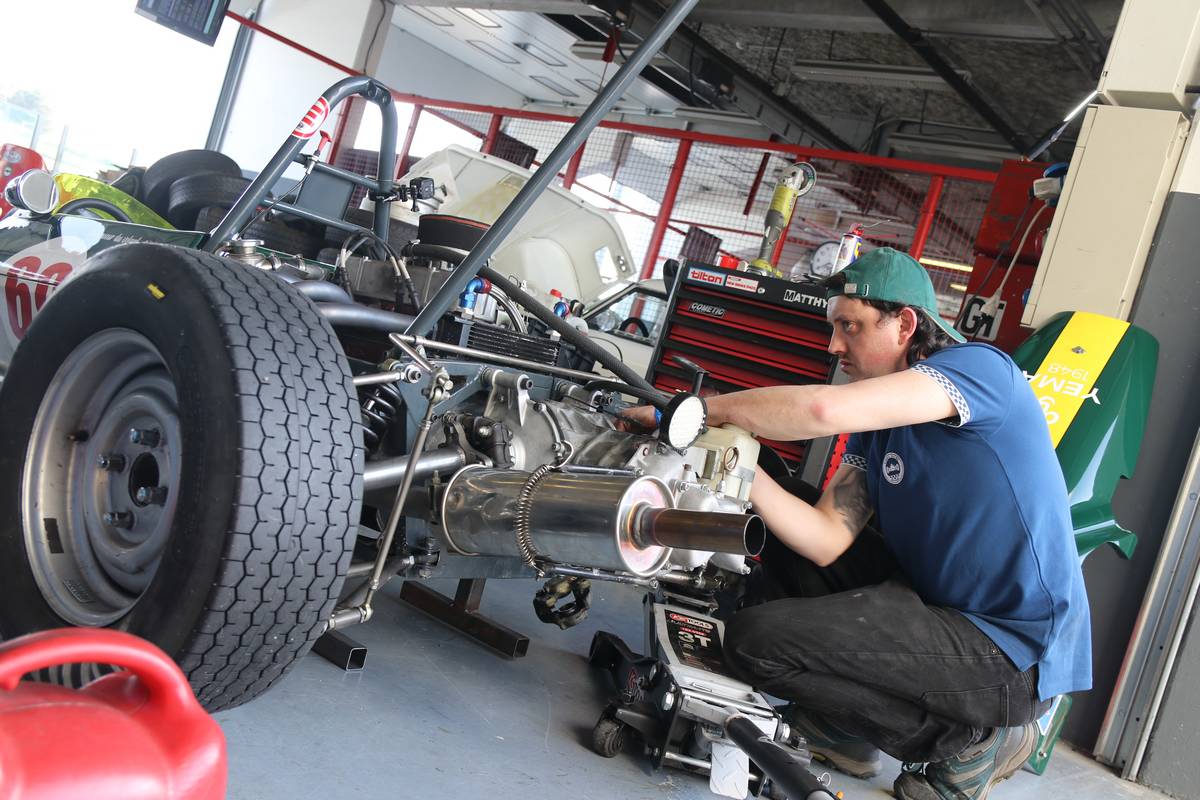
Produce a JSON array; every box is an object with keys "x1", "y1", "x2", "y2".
[{"x1": 225, "y1": 11, "x2": 996, "y2": 313}]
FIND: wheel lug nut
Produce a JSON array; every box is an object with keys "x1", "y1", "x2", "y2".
[
  {"x1": 129, "y1": 428, "x2": 161, "y2": 447},
  {"x1": 97, "y1": 454, "x2": 127, "y2": 471},
  {"x1": 135, "y1": 486, "x2": 168, "y2": 506},
  {"x1": 103, "y1": 511, "x2": 134, "y2": 529}
]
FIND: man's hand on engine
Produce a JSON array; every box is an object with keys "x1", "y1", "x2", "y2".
[{"x1": 615, "y1": 405, "x2": 659, "y2": 433}]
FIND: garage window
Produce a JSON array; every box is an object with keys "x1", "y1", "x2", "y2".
[
  {"x1": 353, "y1": 103, "x2": 482, "y2": 160},
  {"x1": 1, "y1": 2, "x2": 235, "y2": 176}
]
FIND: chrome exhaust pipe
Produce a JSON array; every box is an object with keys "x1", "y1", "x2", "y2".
[
  {"x1": 439, "y1": 466, "x2": 676, "y2": 576},
  {"x1": 363, "y1": 447, "x2": 468, "y2": 492},
  {"x1": 636, "y1": 509, "x2": 765, "y2": 557}
]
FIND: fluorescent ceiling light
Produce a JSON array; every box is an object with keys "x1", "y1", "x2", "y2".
[
  {"x1": 467, "y1": 39, "x2": 519, "y2": 65},
  {"x1": 1063, "y1": 89, "x2": 1099, "y2": 122},
  {"x1": 575, "y1": 77, "x2": 601, "y2": 92},
  {"x1": 674, "y1": 107, "x2": 761, "y2": 127},
  {"x1": 531, "y1": 75, "x2": 579, "y2": 98},
  {"x1": 888, "y1": 133, "x2": 1018, "y2": 162},
  {"x1": 454, "y1": 7, "x2": 501, "y2": 28},
  {"x1": 405, "y1": 6, "x2": 453, "y2": 26},
  {"x1": 920, "y1": 257, "x2": 975, "y2": 273},
  {"x1": 790, "y1": 59, "x2": 970, "y2": 91},
  {"x1": 570, "y1": 41, "x2": 672, "y2": 68},
  {"x1": 522, "y1": 99, "x2": 660, "y2": 117},
  {"x1": 949, "y1": 282, "x2": 969, "y2": 291},
  {"x1": 515, "y1": 41, "x2": 566, "y2": 67}
]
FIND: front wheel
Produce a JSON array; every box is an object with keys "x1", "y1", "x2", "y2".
[{"x1": 0, "y1": 243, "x2": 363, "y2": 711}]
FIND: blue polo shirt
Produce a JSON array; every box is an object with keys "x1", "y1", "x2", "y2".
[{"x1": 843, "y1": 343, "x2": 1091, "y2": 701}]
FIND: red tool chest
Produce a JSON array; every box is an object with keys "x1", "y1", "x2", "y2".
[{"x1": 646, "y1": 262, "x2": 835, "y2": 472}]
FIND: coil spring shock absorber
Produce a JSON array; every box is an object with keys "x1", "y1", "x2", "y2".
[{"x1": 361, "y1": 381, "x2": 403, "y2": 453}]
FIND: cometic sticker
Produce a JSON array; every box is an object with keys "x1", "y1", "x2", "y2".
[
  {"x1": 293, "y1": 97, "x2": 330, "y2": 140},
  {"x1": 687, "y1": 301, "x2": 725, "y2": 318}
]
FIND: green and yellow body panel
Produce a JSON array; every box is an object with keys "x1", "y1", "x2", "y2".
[
  {"x1": 1012, "y1": 311, "x2": 1159, "y2": 561},
  {"x1": 1009, "y1": 310, "x2": 1158, "y2": 774}
]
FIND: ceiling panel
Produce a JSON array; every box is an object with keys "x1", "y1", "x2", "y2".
[{"x1": 391, "y1": 5, "x2": 683, "y2": 112}]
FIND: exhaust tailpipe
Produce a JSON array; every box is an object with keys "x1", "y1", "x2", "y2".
[{"x1": 637, "y1": 509, "x2": 765, "y2": 557}]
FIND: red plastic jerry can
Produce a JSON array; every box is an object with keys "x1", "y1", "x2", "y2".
[{"x1": 0, "y1": 628, "x2": 227, "y2": 800}]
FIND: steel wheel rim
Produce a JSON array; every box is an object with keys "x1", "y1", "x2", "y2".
[{"x1": 23, "y1": 329, "x2": 182, "y2": 626}]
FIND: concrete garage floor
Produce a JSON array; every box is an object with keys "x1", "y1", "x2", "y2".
[{"x1": 218, "y1": 578, "x2": 1165, "y2": 800}]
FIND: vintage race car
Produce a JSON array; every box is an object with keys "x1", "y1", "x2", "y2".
[
  {"x1": 0, "y1": 76, "x2": 763, "y2": 712},
  {"x1": 585, "y1": 278, "x2": 670, "y2": 381}
]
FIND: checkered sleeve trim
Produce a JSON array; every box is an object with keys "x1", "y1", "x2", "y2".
[
  {"x1": 912, "y1": 363, "x2": 971, "y2": 427},
  {"x1": 841, "y1": 454, "x2": 868, "y2": 470}
]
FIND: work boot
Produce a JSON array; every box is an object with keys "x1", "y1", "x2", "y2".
[
  {"x1": 893, "y1": 721, "x2": 1038, "y2": 800},
  {"x1": 784, "y1": 706, "x2": 882, "y2": 779}
]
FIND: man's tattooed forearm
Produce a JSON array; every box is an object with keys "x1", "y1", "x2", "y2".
[{"x1": 831, "y1": 471, "x2": 872, "y2": 533}]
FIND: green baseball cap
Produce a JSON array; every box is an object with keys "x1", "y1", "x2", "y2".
[{"x1": 826, "y1": 247, "x2": 965, "y2": 343}]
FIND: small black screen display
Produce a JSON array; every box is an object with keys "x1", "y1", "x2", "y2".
[{"x1": 136, "y1": 0, "x2": 230, "y2": 46}]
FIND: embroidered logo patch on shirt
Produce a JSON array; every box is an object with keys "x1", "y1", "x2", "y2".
[{"x1": 882, "y1": 452, "x2": 905, "y2": 485}]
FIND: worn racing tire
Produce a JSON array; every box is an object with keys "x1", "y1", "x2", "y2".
[
  {"x1": 166, "y1": 173, "x2": 251, "y2": 229},
  {"x1": 108, "y1": 167, "x2": 146, "y2": 201},
  {"x1": 142, "y1": 149, "x2": 242, "y2": 218},
  {"x1": 0, "y1": 243, "x2": 363, "y2": 711}
]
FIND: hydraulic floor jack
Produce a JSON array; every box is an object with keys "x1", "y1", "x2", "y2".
[{"x1": 589, "y1": 589, "x2": 841, "y2": 800}]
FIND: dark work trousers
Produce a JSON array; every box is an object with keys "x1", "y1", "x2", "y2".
[{"x1": 722, "y1": 477, "x2": 1049, "y2": 764}]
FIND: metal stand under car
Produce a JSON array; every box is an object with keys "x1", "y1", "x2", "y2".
[{"x1": 589, "y1": 590, "x2": 840, "y2": 800}]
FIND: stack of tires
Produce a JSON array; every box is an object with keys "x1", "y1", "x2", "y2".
[{"x1": 114, "y1": 149, "x2": 322, "y2": 258}]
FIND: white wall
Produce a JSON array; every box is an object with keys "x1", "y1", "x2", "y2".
[
  {"x1": 220, "y1": 2, "x2": 528, "y2": 175},
  {"x1": 375, "y1": 27, "x2": 525, "y2": 108},
  {"x1": 1170, "y1": 121, "x2": 1200, "y2": 196},
  {"x1": 220, "y1": 0, "x2": 376, "y2": 173}
]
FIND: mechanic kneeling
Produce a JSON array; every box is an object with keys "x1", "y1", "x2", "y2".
[{"x1": 624, "y1": 248, "x2": 1089, "y2": 800}]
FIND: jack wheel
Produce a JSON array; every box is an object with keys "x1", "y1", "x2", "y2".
[{"x1": 591, "y1": 715, "x2": 629, "y2": 758}]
